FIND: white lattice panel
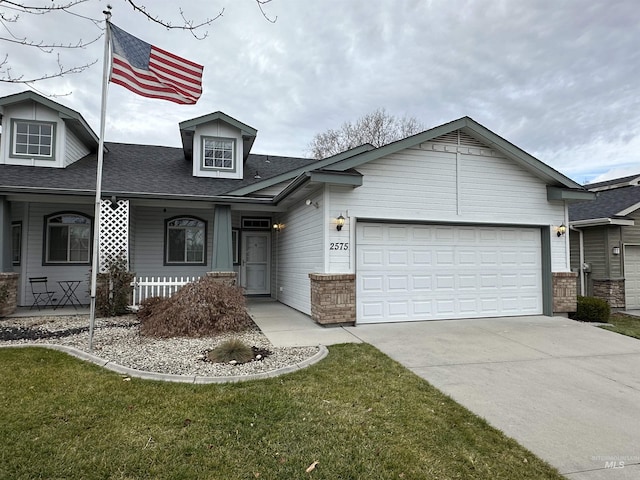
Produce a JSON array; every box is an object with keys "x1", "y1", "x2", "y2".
[{"x1": 99, "y1": 199, "x2": 129, "y2": 272}]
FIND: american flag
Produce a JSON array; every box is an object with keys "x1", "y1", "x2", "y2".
[{"x1": 108, "y1": 23, "x2": 203, "y2": 105}]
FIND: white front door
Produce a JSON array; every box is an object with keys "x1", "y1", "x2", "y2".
[{"x1": 242, "y1": 231, "x2": 270, "y2": 294}]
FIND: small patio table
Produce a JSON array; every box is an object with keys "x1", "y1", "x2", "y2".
[{"x1": 55, "y1": 280, "x2": 83, "y2": 310}]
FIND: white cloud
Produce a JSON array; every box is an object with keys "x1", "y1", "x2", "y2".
[{"x1": 2, "y1": 0, "x2": 639, "y2": 182}]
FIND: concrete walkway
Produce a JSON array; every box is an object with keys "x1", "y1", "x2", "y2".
[
  {"x1": 246, "y1": 298, "x2": 361, "y2": 347},
  {"x1": 344, "y1": 315, "x2": 640, "y2": 480}
]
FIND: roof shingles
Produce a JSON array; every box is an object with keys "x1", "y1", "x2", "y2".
[{"x1": 0, "y1": 143, "x2": 315, "y2": 199}]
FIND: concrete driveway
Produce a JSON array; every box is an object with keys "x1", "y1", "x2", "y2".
[{"x1": 344, "y1": 316, "x2": 640, "y2": 480}]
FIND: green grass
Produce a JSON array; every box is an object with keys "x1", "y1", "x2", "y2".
[
  {"x1": 600, "y1": 313, "x2": 640, "y2": 340},
  {"x1": 0, "y1": 344, "x2": 562, "y2": 479}
]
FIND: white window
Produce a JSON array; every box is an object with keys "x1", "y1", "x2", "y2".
[
  {"x1": 45, "y1": 213, "x2": 91, "y2": 264},
  {"x1": 202, "y1": 137, "x2": 235, "y2": 170},
  {"x1": 12, "y1": 120, "x2": 55, "y2": 158},
  {"x1": 166, "y1": 217, "x2": 206, "y2": 264}
]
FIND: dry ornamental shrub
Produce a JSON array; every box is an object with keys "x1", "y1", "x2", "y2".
[
  {"x1": 138, "y1": 277, "x2": 252, "y2": 337},
  {"x1": 207, "y1": 338, "x2": 254, "y2": 364}
]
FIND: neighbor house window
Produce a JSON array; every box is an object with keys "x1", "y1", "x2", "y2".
[
  {"x1": 12, "y1": 120, "x2": 55, "y2": 158},
  {"x1": 12, "y1": 222, "x2": 21, "y2": 266},
  {"x1": 45, "y1": 213, "x2": 91, "y2": 264},
  {"x1": 202, "y1": 137, "x2": 235, "y2": 170},
  {"x1": 165, "y1": 217, "x2": 206, "y2": 264}
]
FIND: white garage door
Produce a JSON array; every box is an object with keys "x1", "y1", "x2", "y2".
[
  {"x1": 356, "y1": 223, "x2": 543, "y2": 323},
  {"x1": 624, "y1": 246, "x2": 640, "y2": 309}
]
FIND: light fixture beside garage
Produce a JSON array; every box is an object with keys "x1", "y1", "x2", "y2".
[
  {"x1": 556, "y1": 224, "x2": 567, "y2": 237},
  {"x1": 612, "y1": 246, "x2": 620, "y2": 255},
  {"x1": 336, "y1": 214, "x2": 345, "y2": 231}
]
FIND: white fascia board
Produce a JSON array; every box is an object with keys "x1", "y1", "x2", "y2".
[
  {"x1": 570, "y1": 218, "x2": 635, "y2": 227},
  {"x1": 615, "y1": 202, "x2": 640, "y2": 217}
]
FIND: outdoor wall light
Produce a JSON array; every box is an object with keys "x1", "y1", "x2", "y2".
[
  {"x1": 273, "y1": 223, "x2": 284, "y2": 232},
  {"x1": 612, "y1": 246, "x2": 621, "y2": 255},
  {"x1": 336, "y1": 214, "x2": 345, "y2": 231},
  {"x1": 556, "y1": 224, "x2": 567, "y2": 237}
]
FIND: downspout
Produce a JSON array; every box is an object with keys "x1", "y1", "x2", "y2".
[{"x1": 570, "y1": 225, "x2": 585, "y2": 296}]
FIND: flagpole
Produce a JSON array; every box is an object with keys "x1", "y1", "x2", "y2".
[{"x1": 89, "y1": 7, "x2": 112, "y2": 351}]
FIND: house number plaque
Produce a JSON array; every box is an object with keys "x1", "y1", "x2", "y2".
[{"x1": 329, "y1": 242, "x2": 349, "y2": 251}]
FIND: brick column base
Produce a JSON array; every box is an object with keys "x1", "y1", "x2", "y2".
[
  {"x1": 553, "y1": 271, "x2": 578, "y2": 314},
  {"x1": 0, "y1": 272, "x2": 19, "y2": 317},
  {"x1": 206, "y1": 271, "x2": 237, "y2": 286},
  {"x1": 309, "y1": 273, "x2": 356, "y2": 326},
  {"x1": 592, "y1": 279, "x2": 625, "y2": 309}
]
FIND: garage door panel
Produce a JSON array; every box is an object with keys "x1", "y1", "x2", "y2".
[
  {"x1": 357, "y1": 223, "x2": 542, "y2": 323},
  {"x1": 625, "y1": 246, "x2": 640, "y2": 309}
]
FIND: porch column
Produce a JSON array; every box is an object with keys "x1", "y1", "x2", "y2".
[
  {"x1": 212, "y1": 204, "x2": 233, "y2": 271},
  {"x1": 0, "y1": 196, "x2": 12, "y2": 272}
]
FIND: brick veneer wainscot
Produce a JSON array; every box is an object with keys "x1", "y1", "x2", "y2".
[
  {"x1": 0, "y1": 272, "x2": 19, "y2": 317},
  {"x1": 553, "y1": 272, "x2": 578, "y2": 313},
  {"x1": 309, "y1": 273, "x2": 356, "y2": 326}
]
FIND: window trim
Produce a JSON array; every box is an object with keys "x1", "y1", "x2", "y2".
[
  {"x1": 232, "y1": 229, "x2": 239, "y2": 265},
  {"x1": 10, "y1": 119, "x2": 56, "y2": 160},
  {"x1": 241, "y1": 217, "x2": 271, "y2": 230},
  {"x1": 12, "y1": 222, "x2": 21, "y2": 266},
  {"x1": 43, "y1": 212, "x2": 92, "y2": 266},
  {"x1": 164, "y1": 215, "x2": 208, "y2": 266},
  {"x1": 201, "y1": 136, "x2": 237, "y2": 173}
]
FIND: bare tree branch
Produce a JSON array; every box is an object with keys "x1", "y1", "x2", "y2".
[
  {"x1": 256, "y1": 0, "x2": 277, "y2": 23},
  {"x1": 308, "y1": 109, "x2": 425, "y2": 159},
  {"x1": 0, "y1": 0, "x2": 279, "y2": 85}
]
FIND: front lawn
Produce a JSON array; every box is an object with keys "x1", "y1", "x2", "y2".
[
  {"x1": 600, "y1": 313, "x2": 640, "y2": 340},
  {"x1": 0, "y1": 344, "x2": 562, "y2": 479}
]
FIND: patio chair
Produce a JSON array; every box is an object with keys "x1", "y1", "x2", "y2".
[{"x1": 29, "y1": 277, "x2": 56, "y2": 310}]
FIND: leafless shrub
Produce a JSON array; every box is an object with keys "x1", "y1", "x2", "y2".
[{"x1": 138, "y1": 277, "x2": 252, "y2": 338}]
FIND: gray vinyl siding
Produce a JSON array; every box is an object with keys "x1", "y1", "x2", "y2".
[
  {"x1": 64, "y1": 127, "x2": 90, "y2": 167},
  {"x1": 272, "y1": 187, "x2": 324, "y2": 315},
  {"x1": 19, "y1": 202, "x2": 94, "y2": 306},
  {"x1": 130, "y1": 206, "x2": 214, "y2": 279},
  {"x1": 608, "y1": 226, "x2": 624, "y2": 278},
  {"x1": 581, "y1": 227, "x2": 606, "y2": 295}
]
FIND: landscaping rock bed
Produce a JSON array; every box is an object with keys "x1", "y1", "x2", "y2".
[{"x1": 0, "y1": 314, "x2": 319, "y2": 377}]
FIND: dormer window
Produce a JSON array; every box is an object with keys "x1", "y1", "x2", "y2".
[
  {"x1": 202, "y1": 137, "x2": 235, "y2": 171},
  {"x1": 11, "y1": 120, "x2": 55, "y2": 159}
]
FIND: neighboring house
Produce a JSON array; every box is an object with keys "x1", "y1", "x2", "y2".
[
  {"x1": 0, "y1": 90, "x2": 593, "y2": 324},
  {"x1": 569, "y1": 174, "x2": 640, "y2": 309}
]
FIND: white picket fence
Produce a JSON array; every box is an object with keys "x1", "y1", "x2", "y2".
[{"x1": 130, "y1": 276, "x2": 200, "y2": 308}]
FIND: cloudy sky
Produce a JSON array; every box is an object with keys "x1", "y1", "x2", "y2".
[{"x1": 2, "y1": 0, "x2": 639, "y2": 184}]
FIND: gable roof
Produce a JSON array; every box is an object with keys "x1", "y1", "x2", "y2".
[
  {"x1": 321, "y1": 116, "x2": 583, "y2": 189},
  {"x1": 570, "y1": 184, "x2": 640, "y2": 225},
  {"x1": 237, "y1": 116, "x2": 588, "y2": 202},
  {"x1": 584, "y1": 173, "x2": 640, "y2": 192},
  {"x1": 178, "y1": 111, "x2": 257, "y2": 162},
  {"x1": 0, "y1": 90, "x2": 99, "y2": 150},
  {"x1": 0, "y1": 142, "x2": 314, "y2": 200}
]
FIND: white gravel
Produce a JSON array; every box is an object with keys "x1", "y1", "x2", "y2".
[{"x1": 0, "y1": 314, "x2": 320, "y2": 378}]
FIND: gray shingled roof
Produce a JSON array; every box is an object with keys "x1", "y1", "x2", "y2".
[
  {"x1": 584, "y1": 173, "x2": 640, "y2": 190},
  {"x1": 0, "y1": 142, "x2": 315, "y2": 199},
  {"x1": 569, "y1": 185, "x2": 640, "y2": 221}
]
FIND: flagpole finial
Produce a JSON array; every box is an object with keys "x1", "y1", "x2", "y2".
[{"x1": 103, "y1": 4, "x2": 112, "y2": 19}]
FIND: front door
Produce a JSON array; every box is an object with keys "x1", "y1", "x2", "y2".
[{"x1": 242, "y1": 231, "x2": 270, "y2": 294}]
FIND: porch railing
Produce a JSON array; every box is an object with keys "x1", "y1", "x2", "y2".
[{"x1": 130, "y1": 276, "x2": 200, "y2": 308}]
